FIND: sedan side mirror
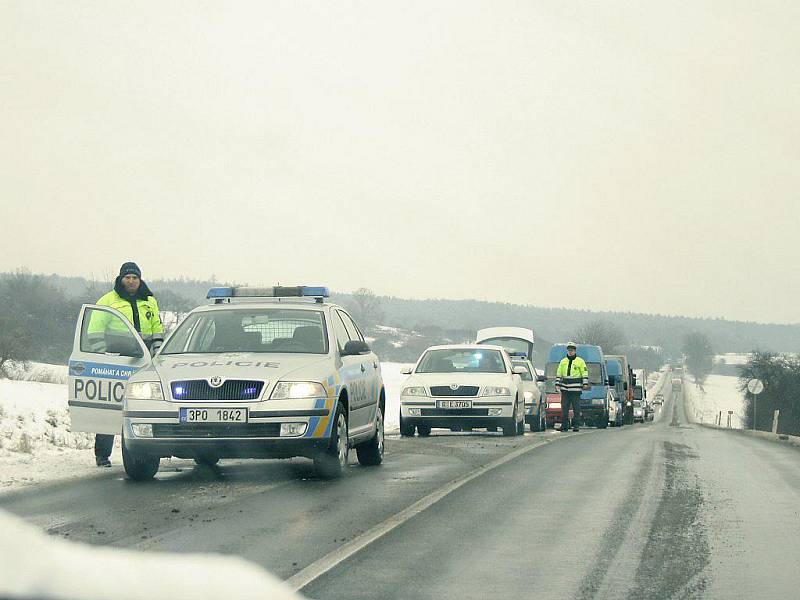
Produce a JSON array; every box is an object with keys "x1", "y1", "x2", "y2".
[
  {"x1": 400, "y1": 367, "x2": 413, "y2": 375},
  {"x1": 341, "y1": 340, "x2": 370, "y2": 357},
  {"x1": 512, "y1": 365, "x2": 528, "y2": 376}
]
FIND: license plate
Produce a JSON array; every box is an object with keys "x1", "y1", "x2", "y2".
[
  {"x1": 179, "y1": 407, "x2": 248, "y2": 423},
  {"x1": 437, "y1": 400, "x2": 472, "y2": 409}
]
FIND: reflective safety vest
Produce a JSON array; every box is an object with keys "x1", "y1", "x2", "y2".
[
  {"x1": 86, "y1": 281, "x2": 163, "y2": 351},
  {"x1": 556, "y1": 356, "x2": 589, "y2": 392}
]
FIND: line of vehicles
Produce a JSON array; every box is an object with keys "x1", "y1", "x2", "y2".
[
  {"x1": 66, "y1": 286, "x2": 658, "y2": 482},
  {"x1": 400, "y1": 330, "x2": 656, "y2": 436}
]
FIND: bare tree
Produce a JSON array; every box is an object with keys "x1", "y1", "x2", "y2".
[
  {"x1": 682, "y1": 331, "x2": 714, "y2": 385},
  {"x1": 346, "y1": 288, "x2": 385, "y2": 330},
  {"x1": 572, "y1": 319, "x2": 626, "y2": 353}
]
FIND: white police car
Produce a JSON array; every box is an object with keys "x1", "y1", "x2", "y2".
[
  {"x1": 398, "y1": 344, "x2": 528, "y2": 437},
  {"x1": 67, "y1": 286, "x2": 385, "y2": 480}
]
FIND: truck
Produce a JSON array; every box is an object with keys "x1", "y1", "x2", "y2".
[
  {"x1": 605, "y1": 354, "x2": 634, "y2": 425},
  {"x1": 545, "y1": 343, "x2": 612, "y2": 429}
]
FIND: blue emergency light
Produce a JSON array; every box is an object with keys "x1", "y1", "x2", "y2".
[
  {"x1": 509, "y1": 351, "x2": 528, "y2": 358},
  {"x1": 206, "y1": 286, "x2": 330, "y2": 300}
]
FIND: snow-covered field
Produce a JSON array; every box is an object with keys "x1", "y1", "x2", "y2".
[
  {"x1": 684, "y1": 374, "x2": 746, "y2": 429},
  {"x1": 0, "y1": 362, "x2": 412, "y2": 494}
]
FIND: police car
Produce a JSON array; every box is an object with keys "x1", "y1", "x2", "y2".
[
  {"x1": 67, "y1": 286, "x2": 385, "y2": 480},
  {"x1": 399, "y1": 344, "x2": 528, "y2": 436}
]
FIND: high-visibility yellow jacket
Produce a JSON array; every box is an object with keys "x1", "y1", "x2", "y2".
[
  {"x1": 556, "y1": 355, "x2": 589, "y2": 392},
  {"x1": 86, "y1": 279, "x2": 163, "y2": 350}
]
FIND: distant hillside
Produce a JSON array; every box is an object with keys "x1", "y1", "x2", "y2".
[{"x1": 13, "y1": 273, "x2": 800, "y2": 358}]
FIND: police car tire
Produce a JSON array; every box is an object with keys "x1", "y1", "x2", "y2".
[
  {"x1": 417, "y1": 423, "x2": 431, "y2": 437},
  {"x1": 314, "y1": 404, "x2": 348, "y2": 479},
  {"x1": 356, "y1": 406, "x2": 384, "y2": 466},
  {"x1": 122, "y1": 443, "x2": 160, "y2": 481}
]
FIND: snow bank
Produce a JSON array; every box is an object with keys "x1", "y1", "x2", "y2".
[
  {"x1": 684, "y1": 374, "x2": 746, "y2": 429},
  {"x1": 0, "y1": 376, "x2": 108, "y2": 494},
  {"x1": 0, "y1": 509, "x2": 303, "y2": 600}
]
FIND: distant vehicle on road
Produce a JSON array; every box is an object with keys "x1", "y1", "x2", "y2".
[
  {"x1": 672, "y1": 378, "x2": 683, "y2": 392},
  {"x1": 633, "y1": 400, "x2": 645, "y2": 423},
  {"x1": 605, "y1": 357, "x2": 626, "y2": 427},
  {"x1": 399, "y1": 345, "x2": 527, "y2": 437},
  {"x1": 545, "y1": 343, "x2": 612, "y2": 429},
  {"x1": 653, "y1": 393, "x2": 664, "y2": 405}
]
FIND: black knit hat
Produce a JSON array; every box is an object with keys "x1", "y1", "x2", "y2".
[{"x1": 119, "y1": 262, "x2": 141, "y2": 278}]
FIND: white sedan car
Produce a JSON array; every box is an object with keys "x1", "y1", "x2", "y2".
[{"x1": 399, "y1": 345, "x2": 527, "y2": 436}]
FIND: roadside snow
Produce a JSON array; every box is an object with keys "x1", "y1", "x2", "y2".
[
  {"x1": 0, "y1": 376, "x2": 114, "y2": 494},
  {"x1": 0, "y1": 509, "x2": 303, "y2": 600},
  {"x1": 684, "y1": 374, "x2": 746, "y2": 429}
]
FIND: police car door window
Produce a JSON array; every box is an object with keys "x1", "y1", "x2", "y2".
[
  {"x1": 331, "y1": 311, "x2": 351, "y2": 351},
  {"x1": 80, "y1": 307, "x2": 141, "y2": 357},
  {"x1": 339, "y1": 312, "x2": 363, "y2": 342}
]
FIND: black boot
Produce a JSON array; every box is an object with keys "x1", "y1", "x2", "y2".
[{"x1": 96, "y1": 456, "x2": 111, "y2": 467}]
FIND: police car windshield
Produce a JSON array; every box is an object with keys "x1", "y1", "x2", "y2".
[
  {"x1": 416, "y1": 349, "x2": 506, "y2": 374},
  {"x1": 160, "y1": 309, "x2": 329, "y2": 355}
]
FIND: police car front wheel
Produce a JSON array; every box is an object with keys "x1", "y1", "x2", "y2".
[{"x1": 122, "y1": 442, "x2": 160, "y2": 481}]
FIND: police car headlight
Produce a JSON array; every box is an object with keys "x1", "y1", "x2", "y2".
[
  {"x1": 481, "y1": 386, "x2": 510, "y2": 397},
  {"x1": 270, "y1": 382, "x2": 326, "y2": 400},
  {"x1": 523, "y1": 391, "x2": 534, "y2": 402},
  {"x1": 126, "y1": 382, "x2": 163, "y2": 400},
  {"x1": 401, "y1": 386, "x2": 427, "y2": 397}
]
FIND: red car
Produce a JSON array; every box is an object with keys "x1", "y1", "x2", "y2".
[{"x1": 544, "y1": 392, "x2": 573, "y2": 429}]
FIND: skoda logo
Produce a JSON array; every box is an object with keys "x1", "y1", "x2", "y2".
[
  {"x1": 209, "y1": 376, "x2": 224, "y2": 388},
  {"x1": 449, "y1": 384, "x2": 460, "y2": 390}
]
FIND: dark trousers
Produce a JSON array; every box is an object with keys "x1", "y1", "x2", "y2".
[
  {"x1": 561, "y1": 391, "x2": 582, "y2": 429},
  {"x1": 95, "y1": 434, "x2": 114, "y2": 459}
]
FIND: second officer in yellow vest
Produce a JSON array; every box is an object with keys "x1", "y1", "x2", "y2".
[{"x1": 555, "y1": 342, "x2": 590, "y2": 432}]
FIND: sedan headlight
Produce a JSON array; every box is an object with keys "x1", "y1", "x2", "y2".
[
  {"x1": 401, "y1": 386, "x2": 428, "y2": 397},
  {"x1": 482, "y1": 386, "x2": 510, "y2": 397},
  {"x1": 270, "y1": 381, "x2": 327, "y2": 400},
  {"x1": 126, "y1": 382, "x2": 163, "y2": 400}
]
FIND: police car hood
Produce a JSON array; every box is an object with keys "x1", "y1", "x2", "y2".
[{"x1": 147, "y1": 353, "x2": 329, "y2": 385}]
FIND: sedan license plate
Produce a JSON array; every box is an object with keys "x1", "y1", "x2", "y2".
[
  {"x1": 179, "y1": 407, "x2": 248, "y2": 423},
  {"x1": 437, "y1": 400, "x2": 472, "y2": 409}
]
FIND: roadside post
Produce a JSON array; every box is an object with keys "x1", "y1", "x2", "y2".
[
  {"x1": 726, "y1": 410, "x2": 733, "y2": 428},
  {"x1": 747, "y1": 378, "x2": 764, "y2": 431},
  {"x1": 772, "y1": 410, "x2": 780, "y2": 434}
]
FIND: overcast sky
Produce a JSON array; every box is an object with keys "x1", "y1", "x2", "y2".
[{"x1": 1, "y1": 1, "x2": 798, "y2": 324}]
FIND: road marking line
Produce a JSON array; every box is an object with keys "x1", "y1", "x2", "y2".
[{"x1": 285, "y1": 433, "x2": 574, "y2": 591}]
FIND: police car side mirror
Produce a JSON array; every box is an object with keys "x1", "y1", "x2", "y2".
[
  {"x1": 341, "y1": 340, "x2": 370, "y2": 357},
  {"x1": 536, "y1": 374, "x2": 547, "y2": 383},
  {"x1": 401, "y1": 367, "x2": 413, "y2": 375},
  {"x1": 512, "y1": 365, "x2": 527, "y2": 376}
]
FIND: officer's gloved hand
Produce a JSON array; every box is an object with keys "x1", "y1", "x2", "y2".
[
  {"x1": 149, "y1": 334, "x2": 165, "y2": 356},
  {"x1": 582, "y1": 383, "x2": 590, "y2": 391}
]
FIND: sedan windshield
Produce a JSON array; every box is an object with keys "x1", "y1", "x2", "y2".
[
  {"x1": 161, "y1": 309, "x2": 328, "y2": 354},
  {"x1": 416, "y1": 349, "x2": 507, "y2": 374}
]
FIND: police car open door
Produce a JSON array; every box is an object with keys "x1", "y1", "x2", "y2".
[{"x1": 68, "y1": 304, "x2": 150, "y2": 434}]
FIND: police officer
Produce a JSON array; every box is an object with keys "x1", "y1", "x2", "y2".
[
  {"x1": 555, "y1": 342, "x2": 590, "y2": 432},
  {"x1": 91, "y1": 262, "x2": 163, "y2": 467}
]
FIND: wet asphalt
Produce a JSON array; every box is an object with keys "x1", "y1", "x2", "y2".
[{"x1": 2, "y1": 386, "x2": 799, "y2": 599}]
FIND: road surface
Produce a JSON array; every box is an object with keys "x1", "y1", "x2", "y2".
[{"x1": 3, "y1": 385, "x2": 799, "y2": 599}]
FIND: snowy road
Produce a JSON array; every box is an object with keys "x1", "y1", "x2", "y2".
[{"x1": 3, "y1": 386, "x2": 800, "y2": 599}]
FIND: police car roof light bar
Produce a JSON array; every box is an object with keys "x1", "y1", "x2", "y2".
[{"x1": 206, "y1": 286, "x2": 330, "y2": 301}]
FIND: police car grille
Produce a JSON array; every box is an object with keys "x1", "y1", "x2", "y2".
[
  {"x1": 152, "y1": 423, "x2": 281, "y2": 438},
  {"x1": 429, "y1": 386, "x2": 480, "y2": 397},
  {"x1": 171, "y1": 380, "x2": 264, "y2": 401},
  {"x1": 420, "y1": 408, "x2": 489, "y2": 416}
]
